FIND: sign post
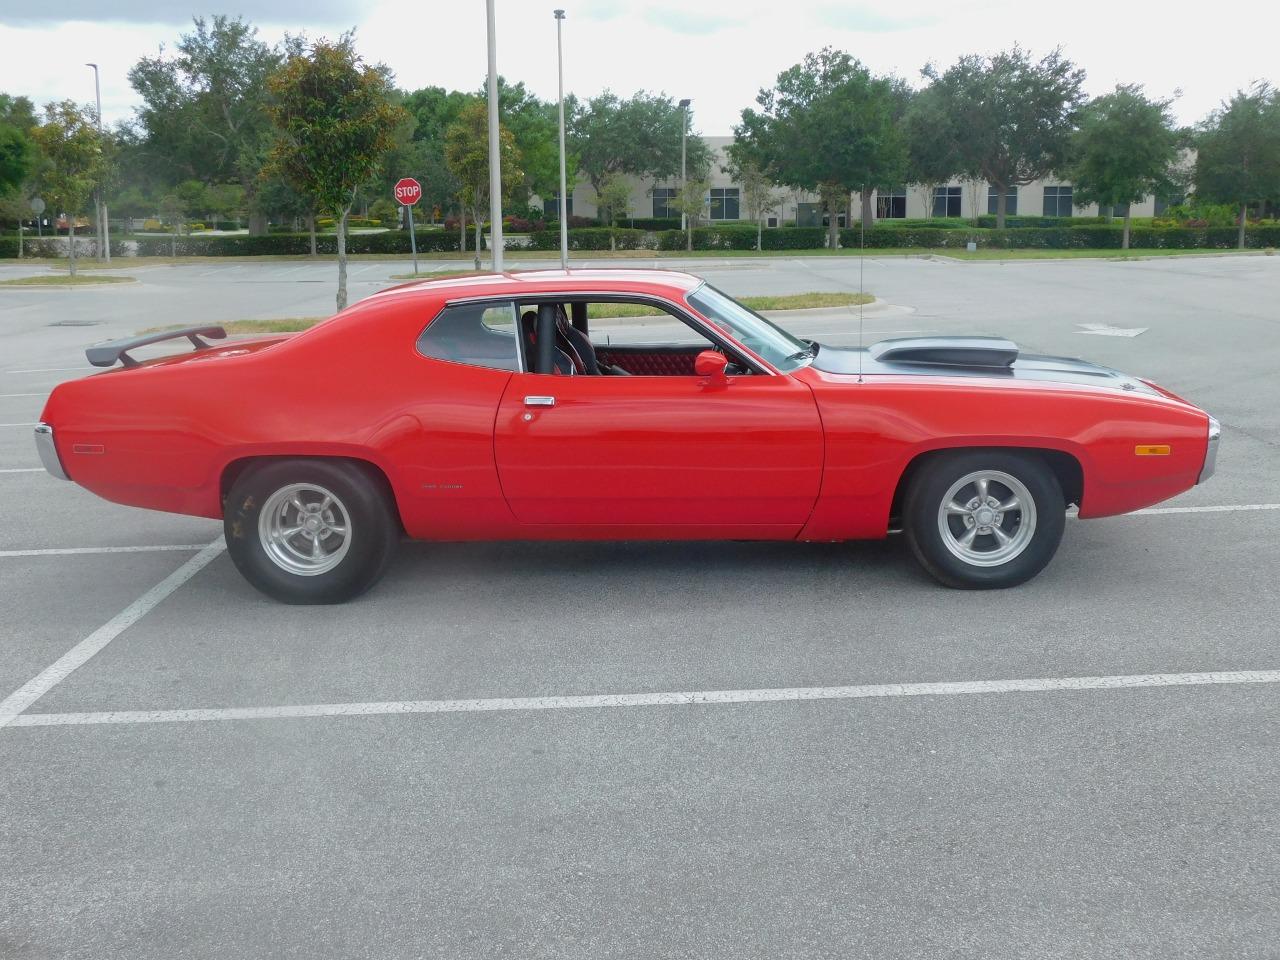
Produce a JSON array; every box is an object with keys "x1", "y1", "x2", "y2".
[
  {"x1": 393, "y1": 178, "x2": 423, "y2": 277},
  {"x1": 30, "y1": 197, "x2": 45, "y2": 239}
]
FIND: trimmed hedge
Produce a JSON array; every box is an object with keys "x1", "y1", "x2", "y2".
[
  {"x1": 132, "y1": 230, "x2": 463, "y2": 256},
  {"x1": 526, "y1": 227, "x2": 652, "y2": 251},
  {"x1": 621, "y1": 217, "x2": 681, "y2": 231},
  {"x1": 0, "y1": 237, "x2": 130, "y2": 258},
  {"x1": 973, "y1": 215, "x2": 1107, "y2": 228}
]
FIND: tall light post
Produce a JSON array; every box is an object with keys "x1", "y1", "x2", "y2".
[
  {"x1": 485, "y1": 0, "x2": 504, "y2": 273},
  {"x1": 85, "y1": 63, "x2": 110, "y2": 263},
  {"x1": 554, "y1": 9, "x2": 568, "y2": 271},
  {"x1": 678, "y1": 98, "x2": 691, "y2": 231}
]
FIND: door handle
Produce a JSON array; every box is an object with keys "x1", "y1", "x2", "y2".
[{"x1": 524, "y1": 396, "x2": 556, "y2": 407}]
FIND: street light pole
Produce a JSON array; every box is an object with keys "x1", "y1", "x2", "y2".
[
  {"x1": 554, "y1": 9, "x2": 568, "y2": 272},
  {"x1": 678, "y1": 98, "x2": 691, "y2": 231},
  {"x1": 485, "y1": 0, "x2": 504, "y2": 273},
  {"x1": 86, "y1": 63, "x2": 110, "y2": 263}
]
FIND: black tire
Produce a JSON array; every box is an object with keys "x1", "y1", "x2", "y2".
[
  {"x1": 224, "y1": 459, "x2": 399, "y2": 604},
  {"x1": 903, "y1": 450, "x2": 1065, "y2": 589}
]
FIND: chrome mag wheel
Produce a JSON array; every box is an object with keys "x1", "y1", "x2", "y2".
[
  {"x1": 258, "y1": 482, "x2": 352, "y2": 576},
  {"x1": 936, "y1": 469, "x2": 1037, "y2": 567}
]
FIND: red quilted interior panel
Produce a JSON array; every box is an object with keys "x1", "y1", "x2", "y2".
[{"x1": 596, "y1": 350, "x2": 697, "y2": 376}]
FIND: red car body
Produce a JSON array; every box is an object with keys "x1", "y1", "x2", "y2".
[{"x1": 39, "y1": 270, "x2": 1215, "y2": 547}]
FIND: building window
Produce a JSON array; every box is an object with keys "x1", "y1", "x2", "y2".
[
  {"x1": 766, "y1": 216, "x2": 778, "y2": 228},
  {"x1": 820, "y1": 212, "x2": 847, "y2": 228},
  {"x1": 1043, "y1": 186, "x2": 1073, "y2": 217},
  {"x1": 1154, "y1": 193, "x2": 1184, "y2": 216},
  {"x1": 652, "y1": 187, "x2": 677, "y2": 219},
  {"x1": 709, "y1": 187, "x2": 740, "y2": 220},
  {"x1": 877, "y1": 187, "x2": 907, "y2": 219},
  {"x1": 542, "y1": 194, "x2": 573, "y2": 219},
  {"x1": 932, "y1": 186, "x2": 962, "y2": 218},
  {"x1": 987, "y1": 186, "x2": 1018, "y2": 216}
]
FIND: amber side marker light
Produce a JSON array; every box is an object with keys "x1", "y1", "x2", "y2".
[{"x1": 1135, "y1": 444, "x2": 1172, "y2": 456}]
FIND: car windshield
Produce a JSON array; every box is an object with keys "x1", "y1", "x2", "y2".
[{"x1": 686, "y1": 283, "x2": 814, "y2": 372}]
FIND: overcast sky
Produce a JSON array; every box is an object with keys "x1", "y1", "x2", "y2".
[{"x1": 0, "y1": 0, "x2": 1273, "y2": 135}]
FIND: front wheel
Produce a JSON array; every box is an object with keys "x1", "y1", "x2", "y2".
[
  {"x1": 224, "y1": 459, "x2": 399, "y2": 604},
  {"x1": 904, "y1": 451, "x2": 1065, "y2": 589}
]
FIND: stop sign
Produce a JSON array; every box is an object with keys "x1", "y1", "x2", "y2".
[{"x1": 394, "y1": 178, "x2": 422, "y2": 205}]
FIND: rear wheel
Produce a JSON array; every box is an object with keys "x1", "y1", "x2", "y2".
[
  {"x1": 224, "y1": 459, "x2": 399, "y2": 604},
  {"x1": 904, "y1": 451, "x2": 1065, "y2": 589}
]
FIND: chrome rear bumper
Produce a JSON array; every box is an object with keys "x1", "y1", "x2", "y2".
[
  {"x1": 1197, "y1": 416, "x2": 1220, "y2": 484},
  {"x1": 34, "y1": 423, "x2": 70, "y2": 481}
]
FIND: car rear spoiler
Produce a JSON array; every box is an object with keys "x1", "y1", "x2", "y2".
[{"x1": 86, "y1": 325, "x2": 227, "y2": 368}]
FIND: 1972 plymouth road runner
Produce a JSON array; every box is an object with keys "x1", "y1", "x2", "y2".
[{"x1": 35, "y1": 269, "x2": 1219, "y2": 603}]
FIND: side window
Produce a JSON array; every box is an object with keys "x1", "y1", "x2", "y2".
[
  {"x1": 417, "y1": 301, "x2": 520, "y2": 372},
  {"x1": 583, "y1": 302, "x2": 713, "y2": 349}
]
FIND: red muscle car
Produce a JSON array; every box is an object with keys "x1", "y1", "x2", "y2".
[{"x1": 35, "y1": 270, "x2": 1219, "y2": 603}]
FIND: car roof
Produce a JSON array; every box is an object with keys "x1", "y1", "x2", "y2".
[{"x1": 371, "y1": 268, "x2": 705, "y2": 305}]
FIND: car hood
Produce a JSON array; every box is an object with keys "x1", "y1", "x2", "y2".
[{"x1": 809, "y1": 342, "x2": 1166, "y2": 398}]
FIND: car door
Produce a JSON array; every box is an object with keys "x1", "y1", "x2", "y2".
[{"x1": 493, "y1": 369, "x2": 824, "y2": 534}]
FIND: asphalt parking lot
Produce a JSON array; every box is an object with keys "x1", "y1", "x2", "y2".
[{"x1": 2, "y1": 253, "x2": 1279, "y2": 958}]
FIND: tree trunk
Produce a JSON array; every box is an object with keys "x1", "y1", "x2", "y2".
[
  {"x1": 244, "y1": 179, "x2": 267, "y2": 236},
  {"x1": 307, "y1": 215, "x2": 316, "y2": 257},
  {"x1": 474, "y1": 216, "x2": 482, "y2": 265},
  {"x1": 757, "y1": 218, "x2": 762, "y2": 252},
  {"x1": 16, "y1": 223, "x2": 22, "y2": 259},
  {"x1": 1238, "y1": 203, "x2": 1248, "y2": 250},
  {"x1": 170, "y1": 222, "x2": 177, "y2": 259},
  {"x1": 860, "y1": 190, "x2": 873, "y2": 228},
  {"x1": 1122, "y1": 210, "x2": 1131, "y2": 250},
  {"x1": 686, "y1": 220, "x2": 692, "y2": 252},
  {"x1": 460, "y1": 210, "x2": 466, "y2": 253},
  {"x1": 609, "y1": 224, "x2": 616, "y2": 252},
  {"x1": 996, "y1": 188, "x2": 1007, "y2": 230},
  {"x1": 827, "y1": 202, "x2": 838, "y2": 250},
  {"x1": 336, "y1": 208, "x2": 349, "y2": 311},
  {"x1": 67, "y1": 214, "x2": 78, "y2": 275}
]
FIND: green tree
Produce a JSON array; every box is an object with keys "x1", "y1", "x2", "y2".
[
  {"x1": 671, "y1": 177, "x2": 709, "y2": 251},
  {"x1": 736, "y1": 48, "x2": 908, "y2": 249},
  {"x1": 1195, "y1": 82, "x2": 1280, "y2": 249},
  {"x1": 594, "y1": 173, "x2": 631, "y2": 250},
  {"x1": 723, "y1": 151, "x2": 781, "y2": 251},
  {"x1": 0, "y1": 96, "x2": 40, "y2": 190},
  {"x1": 31, "y1": 101, "x2": 104, "y2": 275},
  {"x1": 903, "y1": 84, "x2": 963, "y2": 220},
  {"x1": 444, "y1": 99, "x2": 522, "y2": 263},
  {"x1": 129, "y1": 16, "x2": 282, "y2": 234},
  {"x1": 922, "y1": 47, "x2": 1086, "y2": 229},
  {"x1": 158, "y1": 192, "x2": 186, "y2": 256},
  {"x1": 572, "y1": 91, "x2": 710, "y2": 219},
  {"x1": 1067, "y1": 85, "x2": 1180, "y2": 249},
  {"x1": 266, "y1": 36, "x2": 407, "y2": 310}
]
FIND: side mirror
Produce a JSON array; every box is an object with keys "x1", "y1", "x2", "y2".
[{"x1": 694, "y1": 349, "x2": 729, "y2": 381}]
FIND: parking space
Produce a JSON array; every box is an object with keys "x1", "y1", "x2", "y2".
[{"x1": 3, "y1": 253, "x2": 1279, "y2": 958}]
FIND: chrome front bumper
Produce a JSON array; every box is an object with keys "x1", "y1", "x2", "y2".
[
  {"x1": 34, "y1": 423, "x2": 70, "y2": 481},
  {"x1": 1197, "y1": 416, "x2": 1221, "y2": 484}
]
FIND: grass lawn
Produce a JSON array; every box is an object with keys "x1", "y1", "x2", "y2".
[
  {"x1": 141, "y1": 292, "x2": 877, "y2": 336},
  {"x1": 0, "y1": 273, "x2": 136, "y2": 286}
]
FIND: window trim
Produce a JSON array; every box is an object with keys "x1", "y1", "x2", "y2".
[{"x1": 442, "y1": 292, "x2": 775, "y2": 376}]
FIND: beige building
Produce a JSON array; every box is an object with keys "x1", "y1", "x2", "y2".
[{"x1": 538, "y1": 135, "x2": 1178, "y2": 225}]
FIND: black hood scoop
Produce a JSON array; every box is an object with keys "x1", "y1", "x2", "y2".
[{"x1": 868, "y1": 337, "x2": 1019, "y2": 368}]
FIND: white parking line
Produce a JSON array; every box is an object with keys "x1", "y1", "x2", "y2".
[
  {"x1": 0, "y1": 393, "x2": 46, "y2": 398},
  {"x1": 0, "y1": 422, "x2": 37, "y2": 427},
  {"x1": 0, "y1": 544, "x2": 208, "y2": 557},
  {"x1": 0, "y1": 468, "x2": 43, "y2": 474},
  {"x1": 1132, "y1": 503, "x2": 1280, "y2": 515},
  {"x1": 9, "y1": 669, "x2": 1280, "y2": 729},
  {"x1": 0, "y1": 538, "x2": 226, "y2": 728}
]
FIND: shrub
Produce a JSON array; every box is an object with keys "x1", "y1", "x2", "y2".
[
  {"x1": 621, "y1": 217, "x2": 681, "y2": 231},
  {"x1": 761, "y1": 227, "x2": 828, "y2": 249},
  {"x1": 132, "y1": 230, "x2": 463, "y2": 256},
  {"x1": 527, "y1": 227, "x2": 652, "y2": 251},
  {"x1": 502, "y1": 216, "x2": 545, "y2": 233},
  {"x1": 542, "y1": 215, "x2": 596, "y2": 230}
]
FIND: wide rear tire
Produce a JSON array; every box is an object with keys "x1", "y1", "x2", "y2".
[
  {"x1": 224, "y1": 459, "x2": 399, "y2": 604},
  {"x1": 904, "y1": 450, "x2": 1065, "y2": 589}
]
